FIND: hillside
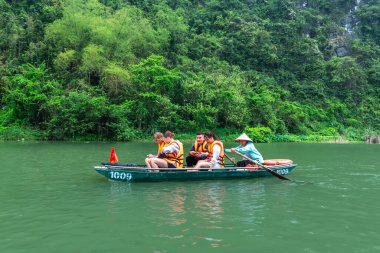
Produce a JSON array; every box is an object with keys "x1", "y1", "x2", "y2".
[{"x1": 1, "y1": 0, "x2": 379, "y2": 140}]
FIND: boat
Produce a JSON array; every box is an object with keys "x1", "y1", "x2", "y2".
[{"x1": 94, "y1": 159, "x2": 297, "y2": 182}]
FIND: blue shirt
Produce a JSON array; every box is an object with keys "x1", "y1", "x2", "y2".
[{"x1": 225, "y1": 142, "x2": 264, "y2": 164}]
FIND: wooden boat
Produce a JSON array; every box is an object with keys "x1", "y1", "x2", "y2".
[{"x1": 94, "y1": 160, "x2": 297, "y2": 182}]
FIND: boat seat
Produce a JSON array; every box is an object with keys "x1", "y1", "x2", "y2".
[
  {"x1": 263, "y1": 159, "x2": 293, "y2": 165},
  {"x1": 245, "y1": 164, "x2": 259, "y2": 169}
]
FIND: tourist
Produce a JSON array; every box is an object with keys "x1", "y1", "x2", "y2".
[
  {"x1": 149, "y1": 131, "x2": 184, "y2": 168},
  {"x1": 186, "y1": 132, "x2": 208, "y2": 167},
  {"x1": 145, "y1": 132, "x2": 165, "y2": 168},
  {"x1": 194, "y1": 132, "x2": 224, "y2": 169}
]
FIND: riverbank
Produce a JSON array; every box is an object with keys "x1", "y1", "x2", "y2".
[{"x1": 1, "y1": 125, "x2": 376, "y2": 143}]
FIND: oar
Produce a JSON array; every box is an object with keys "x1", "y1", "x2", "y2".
[
  {"x1": 232, "y1": 150, "x2": 291, "y2": 181},
  {"x1": 224, "y1": 153, "x2": 236, "y2": 165}
]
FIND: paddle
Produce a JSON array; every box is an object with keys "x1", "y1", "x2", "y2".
[
  {"x1": 224, "y1": 153, "x2": 236, "y2": 165},
  {"x1": 232, "y1": 150, "x2": 291, "y2": 181}
]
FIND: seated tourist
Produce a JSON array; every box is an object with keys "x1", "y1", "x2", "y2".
[
  {"x1": 194, "y1": 132, "x2": 224, "y2": 169},
  {"x1": 145, "y1": 132, "x2": 165, "y2": 168},
  {"x1": 186, "y1": 132, "x2": 208, "y2": 167},
  {"x1": 149, "y1": 131, "x2": 184, "y2": 168}
]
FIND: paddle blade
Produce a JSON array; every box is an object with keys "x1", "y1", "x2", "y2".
[
  {"x1": 109, "y1": 147, "x2": 119, "y2": 163},
  {"x1": 266, "y1": 168, "x2": 290, "y2": 180}
]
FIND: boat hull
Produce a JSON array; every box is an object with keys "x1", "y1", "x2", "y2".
[{"x1": 94, "y1": 164, "x2": 297, "y2": 182}]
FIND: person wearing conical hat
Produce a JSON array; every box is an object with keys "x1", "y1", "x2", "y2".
[{"x1": 225, "y1": 133, "x2": 264, "y2": 167}]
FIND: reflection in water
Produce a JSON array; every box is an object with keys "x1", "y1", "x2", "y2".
[
  {"x1": 109, "y1": 181, "x2": 133, "y2": 194},
  {"x1": 106, "y1": 180, "x2": 273, "y2": 250},
  {"x1": 176, "y1": 182, "x2": 227, "y2": 248},
  {"x1": 193, "y1": 182, "x2": 225, "y2": 222},
  {"x1": 191, "y1": 183, "x2": 227, "y2": 248},
  {"x1": 233, "y1": 181, "x2": 267, "y2": 228},
  {"x1": 168, "y1": 186, "x2": 187, "y2": 225}
]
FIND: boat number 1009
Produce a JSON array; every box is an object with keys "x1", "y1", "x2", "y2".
[
  {"x1": 275, "y1": 169, "x2": 289, "y2": 175},
  {"x1": 109, "y1": 171, "x2": 132, "y2": 180}
]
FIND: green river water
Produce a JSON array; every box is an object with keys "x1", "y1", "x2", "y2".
[{"x1": 1, "y1": 141, "x2": 379, "y2": 253}]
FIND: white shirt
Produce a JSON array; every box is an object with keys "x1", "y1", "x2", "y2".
[
  {"x1": 162, "y1": 141, "x2": 180, "y2": 154},
  {"x1": 211, "y1": 144, "x2": 221, "y2": 168}
]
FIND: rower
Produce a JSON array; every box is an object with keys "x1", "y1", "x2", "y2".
[{"x1": 225, "y1": 133, "x2": 263, "y2": 167}]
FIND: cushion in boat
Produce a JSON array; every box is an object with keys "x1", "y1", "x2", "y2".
[{"x1": 263, "y1": 159, "x2": 293, "y2": 165}]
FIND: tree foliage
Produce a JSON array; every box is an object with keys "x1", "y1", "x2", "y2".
[{"x1": 1, "y1": 0, "x2": 380, "y2": 140}]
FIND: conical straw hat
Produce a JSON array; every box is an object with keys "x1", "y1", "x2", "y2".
[{"x1": 235, "y1": 133, "x2": 253, "y2": 142}]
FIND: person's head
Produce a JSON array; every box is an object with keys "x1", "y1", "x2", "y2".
[
  {"x1": 195, "y1": 132, "x2": 204, "y2": 144},
  {"x1": 153, "y1": 132, "x2": 164, "y2": 144},
  {"x1": 164, "y1": 131, "x2": 175, "y2": 144},
  {"x1": 238, "y1": 140, "x2": 248, "y2": 147},
  {"x1": 235, "y1": 133, "x2": 252, "y2": 147},
  {"x1": 204, "y1": 132, "x2": 216, "y2": 144}
]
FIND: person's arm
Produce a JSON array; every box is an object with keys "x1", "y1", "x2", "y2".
[
  {"x1": 189, "y1": 143, "x2": 196, "y2": 156},
  {"x1": 226, "y1": 145, "x2": 242, "y2": 153},
  {"x1": 212, "y1": 145, "x2": 221, "y2": 162},
  {"x1": 163, "y1": 142, "x2": 180, "y2": 154},
  {"x1": 199, "y1": 143, "x2": 208, "y2": 158},
  {"x1": 235, "y1": 144, "x2": 251, "y2": 153}
]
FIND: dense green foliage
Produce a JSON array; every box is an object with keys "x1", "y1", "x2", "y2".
[{"x1": 1, "y1": 0, "x2": 379, "y2": 141}]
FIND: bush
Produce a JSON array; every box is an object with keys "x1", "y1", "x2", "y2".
[
  {"x1": 0, "y1": 125, "x2": 43, "y2": 140},
  {"x1": 244, "y1": 126, "x2": 273, "y2": 143},
  {"x1": 318, "y1": 127, "x2": 338, "y2": 136},
  {"x1": 271, "y1": 134, "x2": 300, "y2": 142}
]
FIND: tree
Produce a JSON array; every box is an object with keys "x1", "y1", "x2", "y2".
[
  {"x1": 127, "y1": 55, "x2": 182, "y2": 131},
  {"x1": 2, "y1": 63, "x2": 62, "y2": 127}
]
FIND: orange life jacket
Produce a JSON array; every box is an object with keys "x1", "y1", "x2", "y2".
[
  {"x1": 163, "y1": 140, "x2": 184, "y2": 168},
  {"x1": 194, "y1": 141, "x2": 208, "y2": 152},
  {"x1": 208, "y1": 141, "x2": 225, "y2": 168},
  {"x1": 157, "y1": 141, "x2": 165, "y2": 155}
]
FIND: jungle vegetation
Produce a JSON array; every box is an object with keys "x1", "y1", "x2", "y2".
[{"x1": 1, "y1": 0, "x2": 379, "y2": 141}]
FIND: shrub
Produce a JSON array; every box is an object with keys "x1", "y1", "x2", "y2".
[
  {"x1": 318, "y1": 127, "x2": 338, "y2": 136},
  {"x1": 244, "y1": 126, "x2": 273, "y2": 143}
]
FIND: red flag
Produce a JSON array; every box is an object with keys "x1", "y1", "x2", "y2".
[{"x1": 109, "y1": 147, "x2": 119, "y2": 163}]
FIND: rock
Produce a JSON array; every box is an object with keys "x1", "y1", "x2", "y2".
[
  {"x1": 335, "y1": 46, "x2": 349, "y2": 57},
  {"x1": 365, "y1": 135, "x2": 380, "y2": 144}
]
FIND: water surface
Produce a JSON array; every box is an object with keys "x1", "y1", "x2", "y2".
[{"x1": 1, "y1": 142, "x2": 379, "y2": 252}]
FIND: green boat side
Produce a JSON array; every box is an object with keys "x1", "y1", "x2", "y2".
[{"x1": 94, "y1": 164, "x2": 297, "y2": 182}]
